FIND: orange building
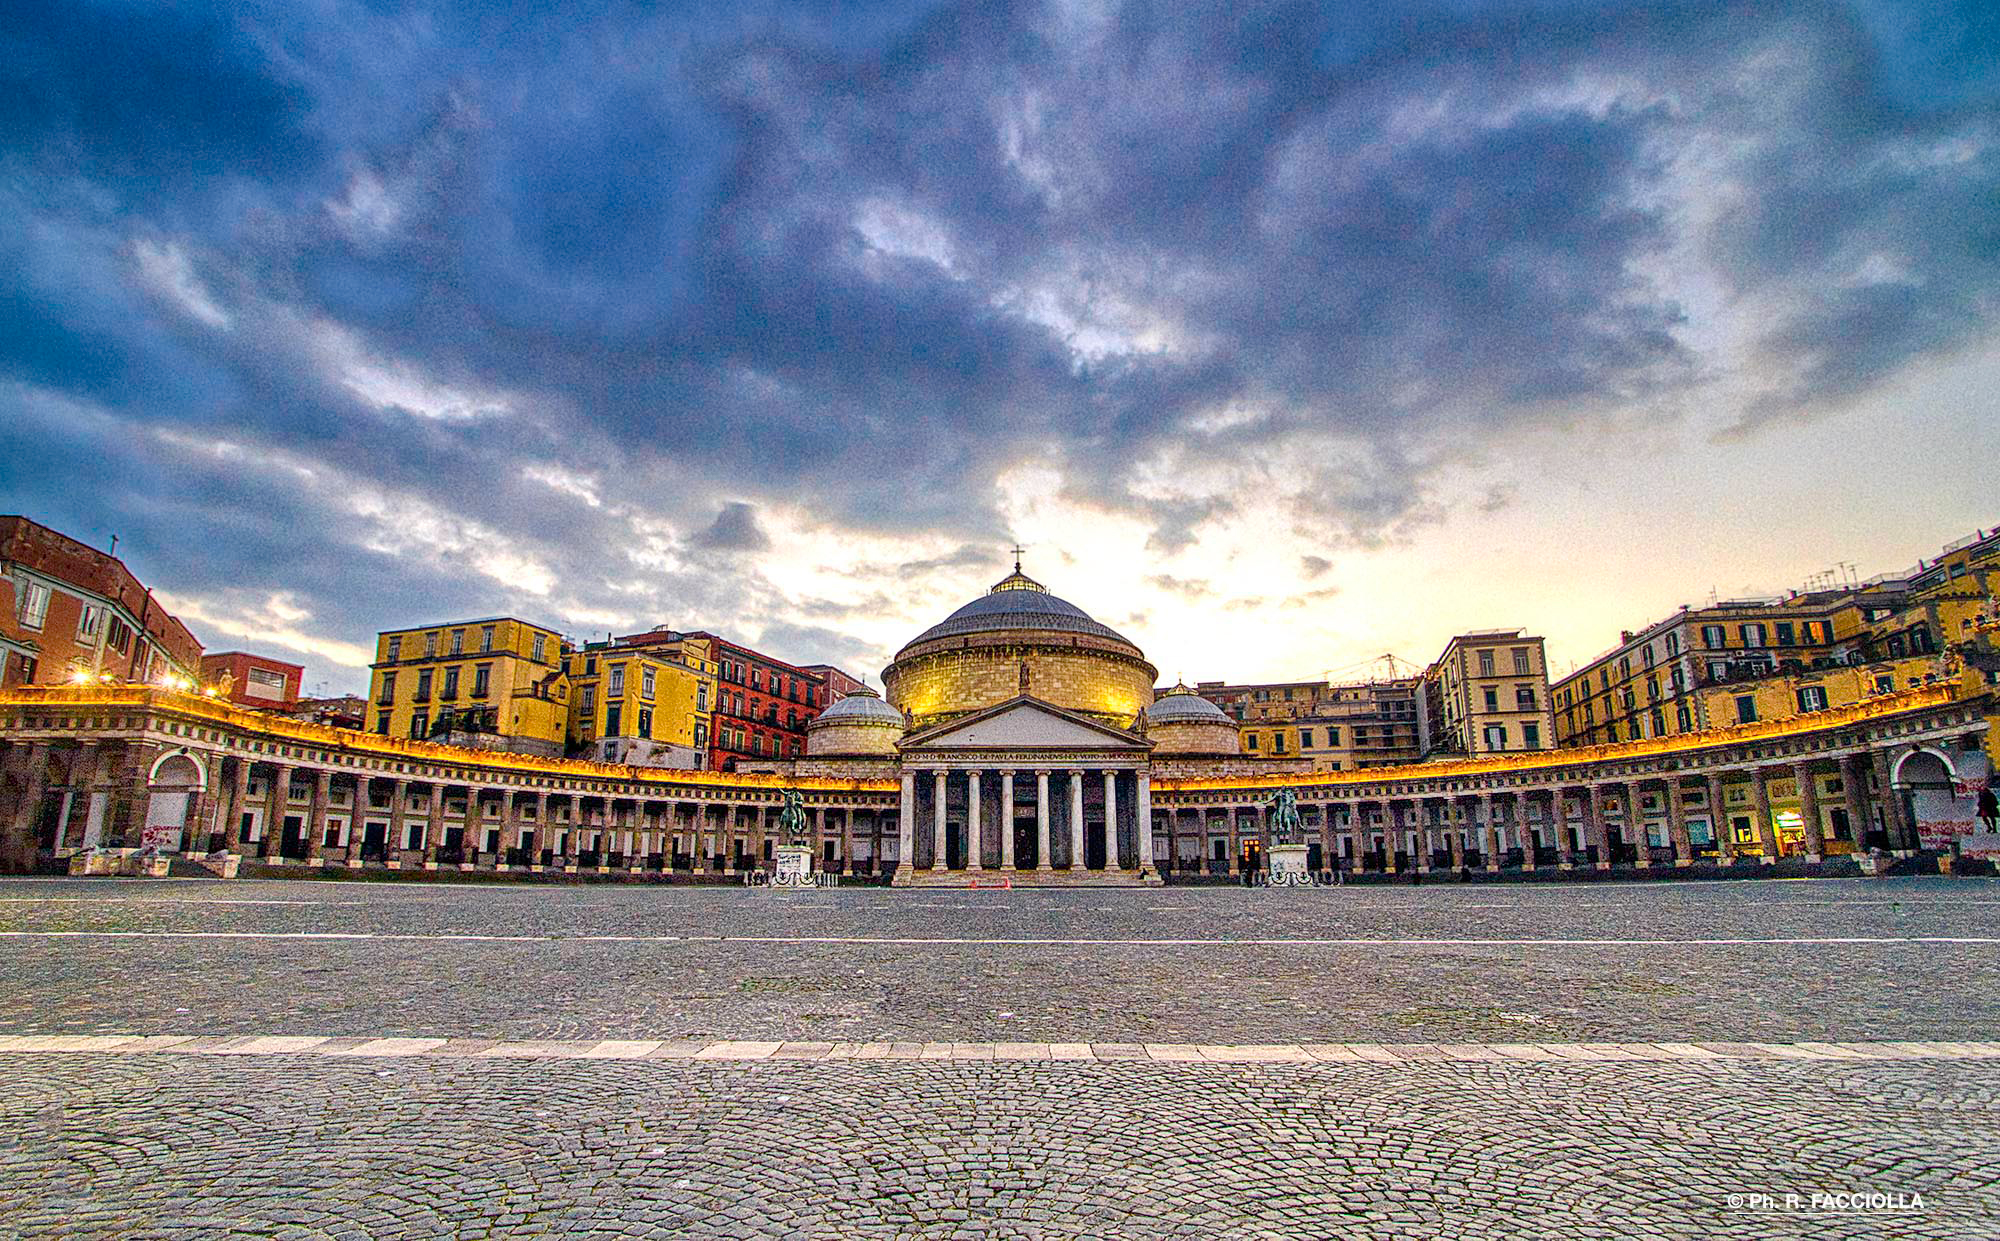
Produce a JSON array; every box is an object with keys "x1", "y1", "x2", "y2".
[
  {"x1": 0, "y1": 516, "x2": 202, "y2": 688},
  {"x1": 200, "y1": 652, "x2": 304, "y2": 709}
]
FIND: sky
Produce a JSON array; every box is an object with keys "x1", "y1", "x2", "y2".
[{"x1": 3, "y1": 0, "x2": 1997, "y2": 697}]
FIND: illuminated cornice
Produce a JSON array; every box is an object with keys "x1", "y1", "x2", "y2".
[
  {"x1": 1157, "y1": 683, "x2": 1977, "y2": 791},
  {"x1": 0, "y1": 686, "x2": 897, "y2": 794}
]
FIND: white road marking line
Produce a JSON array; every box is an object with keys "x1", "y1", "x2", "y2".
[
  {"x1": 1, "y1": 929, "x2": 1997, "y2": 948},
  {"x1": 0, "y1": 1036, "x2": 1989, "y2": 1064}
]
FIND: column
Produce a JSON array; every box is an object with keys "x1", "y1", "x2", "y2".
[
  {"x1": 722, "y1": 801, "x2": 738, "y2": 871},
  {"x1": 1448, "y1": 800, "x2": 1467, "y2": 870},
  {"x1": 1664, "y1": 778, "x2": 1692, "y2": 867},
  {"x1": 425, "y1": 784, "x2": 445, "y2": 863},
  {"x1": 932, "y1": 769, "x2": 948, "y2": 872},
  {"x1": 1515, "y1": 795, "x2": 1536, "y2": 872},
  {"x1": 1101, "y1": 770, "x2": 1121, "y2": 870},
  {"x1": 1136, "y1": 770, "x2": 1153, "y2": 872},
  {"x1": 1000, "y1": 771, "x2": 1016, "y2": 870},
  {"x1": 1795, "y1": 762, "x2": 1825, "y2": 862},
  {"x1": 814, "y1": 805, "x2": 827, "y2": 864},
  {"x1": 1347, "y1": 803, "x2": 1365, "y2": 875},
  {"x1": 1706, "y1": 773, "x2": 1735, "y2": 863},
  {"x1": 1035, "y1": 770, "x2": 1051, "y2": 871},
  {"x1": 1068, "y1": 771, "x2": 1084, "y2": 869},
  {"x1": 1318, "y1": 802, "x2": 1335, "y2": 871},
  {"x1": 1582, "y1": 785, "x2": 1609, "y2": 870},
  {"x1": 898, "y1": 771, "x2": 916, "y2": 876},
  {"x1": 305, "y1": 769, "x2": 331, "y2": 863},
  {"x1": 967, "y1": 770, "x2": 983, "y2": 872},
  {"x1": 1840, "y1": 755, "x2": 1872, "y2": 852},
  {"x1": 221, "y1": 757, "x2": 250, "y2": 853},
  {"x1": 1379, "y1": 799, "x2": 1397, "y2": 873},
  {"x1": 388, "y1": 777, "x2": 409, "y2": 861},
  {"x1": 1750, "y1": 767, "x2": 1778, "y2": 863},
  {"x1": 1553, "y1": 791, "x2": 1574, "y2": 870},
  {"x1": 1871, "y1": 749, "x2": 1911, "y2": 854},
  {"x1": 1, "y1": 743, "x2": 50, "y2": 869},
  {"x1": 751, "y1": 802, "x2": 768, "y2": 869},
  {"x1": 1479, "y1": 793, "x2": 1500, "y2": 872},
  {"x1": 1622, "y1": 783, "x2": 1647, "y2": 869}
]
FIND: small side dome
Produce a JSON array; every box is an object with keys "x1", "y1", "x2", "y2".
[
  {"x1": 813, "y1": 686, "x2": 907, "y2": 728},
  {"x1": 1143, "y1": 683, "x2": 1231, "y2": 724},
  {"x1": 806, "y1": 686, "x2": 906, "y2": 756}
]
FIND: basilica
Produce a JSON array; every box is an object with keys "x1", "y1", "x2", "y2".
[{"x1": 0, "y1": 561, "x2": 1989, "y2": 885}]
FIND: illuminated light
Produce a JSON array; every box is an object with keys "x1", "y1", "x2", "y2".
[{"x1": 69, "y1": 670, "x2": 94, "y2": 685}]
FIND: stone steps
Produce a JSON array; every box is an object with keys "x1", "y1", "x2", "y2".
[{"x1": 893, "y1": 867, "x2": 1162, "y2": 888}]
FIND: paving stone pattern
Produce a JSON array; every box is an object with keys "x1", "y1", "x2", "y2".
[{"x1": 2, "y1": 876, "x2": 1998, "y2": 1238}]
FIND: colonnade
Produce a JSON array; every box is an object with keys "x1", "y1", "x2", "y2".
[
  {"x1": 895, "y1": 765, "x2": 1153, "y2": 873},
  {"x1": 1154, "y1": 751, "x2": 1912, "y2": 875}
]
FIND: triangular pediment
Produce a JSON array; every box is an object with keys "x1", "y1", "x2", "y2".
[{"x1": 901, "y1": 696, "x2": 1149, "y2": 751}]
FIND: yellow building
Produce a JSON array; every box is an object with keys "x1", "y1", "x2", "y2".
[
  {"x1": 1191, "y1": 677, "x2": 1423, "y2": 770},
  {"x1": 367, "y1": 617, "x2": 568, "y2": 756},
  {"x1": 1556, "y1": 527, "x2": 2000, "y2": 748},
  {"x1": 564, "y1": 638, "x2": 716, "y2": 769},
  {"x1": 1423, "y1": 630, "x2": 1555, "y2": 756}
]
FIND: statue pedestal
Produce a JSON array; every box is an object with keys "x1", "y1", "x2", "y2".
[
  {"x1": 1269, "y1": 844, "x2": 1312, "y2": 885},
  {"x1": 773, "y1": 845, "x2": 815, "y2": 887}
]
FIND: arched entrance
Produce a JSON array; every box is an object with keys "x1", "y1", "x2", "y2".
[
  {"x1": 1896, "y1": 749, "x2": 1976, "y2": 850},
  {"x1": 143, "y1": 753, "x2": 204, "y2": 853}
]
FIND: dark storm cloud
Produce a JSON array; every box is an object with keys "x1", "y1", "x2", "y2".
[{"x1": 0, "y1": 0, "x2": 1994, "y2": 689}]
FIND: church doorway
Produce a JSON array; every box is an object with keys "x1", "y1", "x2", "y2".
[
  {"x1": 946, "y1": 821, "x2": 967, "y2": 870},
  {"x1": 1085, "y1": 820, "x2": 1107, "y2": 869},
  {"x1": 1239, "y1": 840, "x2": 1262, "y2": 873}
]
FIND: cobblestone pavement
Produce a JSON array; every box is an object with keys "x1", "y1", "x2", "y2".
[{"x1": 2, "y1": 876, "x2": 1997, "y2": 1237}]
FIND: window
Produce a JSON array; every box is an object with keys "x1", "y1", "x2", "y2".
[
  {"x1": 1523, "y1": 723, "x2": 1540, "y2": 748},
  {"x1": 1483, "y1": 687, "x2": 1499, "y2": 711},
  {"x1": 77, "y1": 604, "x2": 105, "y2": 639},
  {"x1": 106, "y1": 616, "x2": 132, "y2": 654},
  {"x1": 377, "y1": 671, "x2": 397, "y2": 705},
  {"x1": 1734, "y1": 695, "x2": 1757, "y2": 724},
  {"x1": 1665, "y1": 632, "x2": 1681, "y2": 657},
  {"x1": 1515, "y1": 687, "x2": 1536, "y2": 710},
  {"x1": 608, "y1": 665, "x2": 625, "y2": 697},
  {"x1": 581, "y1": 685, "x2": 596, "y2": 712},
  {"x1": 1676, "y1": 704, "x2": 1692, "y2": 731},
  {"x1": 376, "y1": 710, "x2": 392, "y2": 734},
  {"x1": 1619, "y1": 656, "x2": 1632, "y2": 678},
  {"x1": 1740, "y1": 623, "x2": 1765, "y2": 648},
  {"x1": 1708, "y1": 660, "x2": 1729, "y2": 681},
  {"x1": 697, "y1": 686, "x2": 707, "y2": 711},
  {"x1": 451, "y1": 629, "x2": 464, "y2": 655},
  {"x1": 637, "y1": 707, "x2": 652, "y2": 736},
  {"x1": 1651, "y1": 708, "x2": 1665, "y2": 736},
  {"x1": 443, "y1": 666, "x2": 459, "y2": 699},
  {"x1": 1873, "y1": 674, "x2": 1894, "y2": 694},
  {"x1": 532, "y1": 633, "x2": 546, "y2": 661},
  {"x1": 1478, "y1": 650, "x2": 1495, "y2": 676},
  {"x1": 1775, "y1": 622, "x2": 1795, "y2": 647},
  {"x1": 1796, "y1": 685, "x2": 1828, "y2": 712},
  {"x1": 386, "y1": 635, "x2": 402, "y2": 661},
  {"x1": 1512, "y1": 648, "x2": 1530, "y2": 675},
  {"x1": 606, "y1": 705, "x2": 621, "y2": 736},
  {"x1": 424, "y1": 631, "x2": 438, "y2": 657},
  {"x1": 1483, "y1": 724, "x2": 1507, "y2": 750},
  {"x1": 1702, "y1": 625, "x2": 1725, "y2": 648},
  {"x1": 480, "y1": 625, "x2": 494, "y2": 653},
  {"x1": 1299, "y1": 728, "x2": 1314, "y2": 749},
  {"x1": 1642, "y1": 645, "x2": 1655, "y2": 669},
  {"x1": 641, "y1": 667, "x2": 655, "y2": 698},
  {"x1": 1246, "y1": 732, "x2": 1259, "y2": 751},
  {"x1": 472, "y1": 664, "x2": 491, "y2": 698},
  {"x1": 1272, "y1": 732, "x2": 1286, "y2": 754},
  {"x1": 694, "y1": 723, "x2": 707, "y2": 746},
  {"x1": 410, "y1": 710, "x2": 428, "y2": 739}
]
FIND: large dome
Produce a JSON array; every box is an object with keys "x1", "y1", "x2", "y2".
[
  {"x1": 902, "y1": 570, "x2": 1136, "y2": 649},
  {"x1": 1144, "y1": 687, "x2": 1231, "y2": 723},
  {"x1": 883, "y1": 560, "x2": 1157, "y2": 730}
]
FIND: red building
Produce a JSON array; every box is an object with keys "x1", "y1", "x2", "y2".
[
  {"x1": 199, "y1": 652, "x2": 304, "y2": 708},
  {"x1": 0, "y1": 517, "x2": 203, "y2": 687},
  {"x1": 689, "y1": 633, "x2": 836, "y2": 770},
  {"x1": 801, "y1": 663, "x2": 867, "y2": 706}
]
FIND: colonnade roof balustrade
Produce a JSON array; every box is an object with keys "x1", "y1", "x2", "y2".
[
  {"x1": 1155, "y1": 682, "x2": 1969, "y2": 792},
  {"x1": 0, "y1": 686, "x2": 900, "y2": 793},
  {"x1": 0, "y1": 680, "x2": 1977, "y2": 799}
]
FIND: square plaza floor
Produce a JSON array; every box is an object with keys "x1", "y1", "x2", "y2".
[{"x1": 2, "y1": 875, "x2": 1997, "y2": 1238}]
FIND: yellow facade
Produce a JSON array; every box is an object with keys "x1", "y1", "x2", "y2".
[
  {"x1": 1425, "y1": 631, "x2": 1555, "y2": 756},
  {"x1": 367, "y1": 617, "x2": 568, "y2": 754},
  {"x1": 564, "y1": 644, "x2": 714, "y2": 759},
  {"x1": 888, "y1": 644, "x2": 1155, "y2": 730},
  {"x1": 1692, "y1": 655, "x2": 1965, "y2": 730}
]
